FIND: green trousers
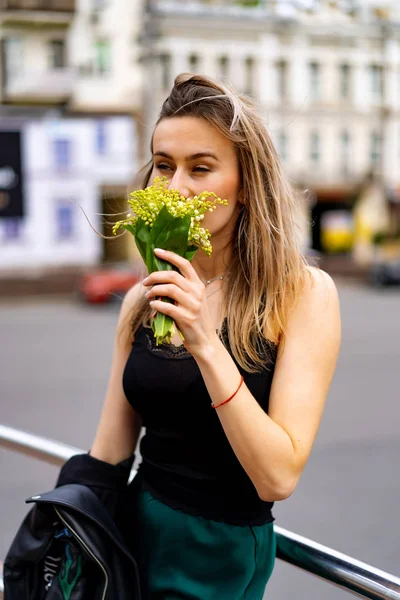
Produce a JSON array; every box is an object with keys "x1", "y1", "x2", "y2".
[{"x1": 131, "y1": 489, "x2": 276, "y2": 600}]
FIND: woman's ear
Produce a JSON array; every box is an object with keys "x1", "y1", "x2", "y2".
[{"x1": 237, "y1": 189, "x2": 245, "y2": 205}]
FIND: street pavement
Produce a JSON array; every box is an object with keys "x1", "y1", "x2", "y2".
[{"x1": 0, "y1": 281, "x2": 399, "y2": 599}]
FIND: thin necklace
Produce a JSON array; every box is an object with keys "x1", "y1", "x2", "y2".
[
  {"x1": 206, "y1": 286, "x2": 222, "y2": 300},
  {"x1": 203, "y1": 273, "x2": 225, "y2": 286}
]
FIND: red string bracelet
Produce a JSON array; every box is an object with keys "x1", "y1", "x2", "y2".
[{"x1": 211, "y1": 375, "x2": 245, "y2": 409}]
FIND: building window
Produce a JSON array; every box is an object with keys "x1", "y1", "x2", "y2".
[
  {"x1": 339, "y1": 64, "x2": 351, "y2": 100},
  {"x1": 369, "y1": 65, "x2": 384, "y2": 103},
  {"x1": 160, "y1": 53, "x2": 171, "y2": 91},
  {"x1": 245, "y1": 56, "x2": 255, "y2": 96},
  {"x1": 370, "y1": 131, "x2": 382, "y2": 168},
  {"x1": 49, "y1": 40, "x2": 66, "y2": 69},
  {"x1": 276, "y1": 59, "x2": 288, "y2": 102},
  {"x1": 310, "y1": 131, "x2": 321, "y2": 166},
  {"x1": 340, "y1": 130, "x2": 351, "y2": 177},
  {"x1": 3, "y1": 218, "x2": 23, "y2": 242},
  {"x1": 218, "y1": 55, "x2": 229, "y2": 80},
  {"x1": 4, "y1": 37, "x2": 24, "y2": 84},
  {"x1": 188, "y1": 53, "x2": 199, "y2": 72},
  {"x1": 53, "y1": 139, "x2": 72, "y2": 171},
  {"x1": 56, "y1": 200, "x2": 75, "y2": 240},
  {"x1": 309, "y1": 61, "x2": 321, "y2": 101},
  {"x1": 277, "y1": 131, "x2": 288, "y2": 163},
  {"x1": 92, "y1": 0, "x2": 107, "y2": 8},
  {"x1": 96, "y1": 120, "x2": 107, "y2": 155},
  {"x1": 95, "y1": 40, "x2": 111, "y2": 75}
]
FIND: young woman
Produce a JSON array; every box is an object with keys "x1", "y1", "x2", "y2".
[{"x1": 58, "y1": 73, "x2": 341, "y2": 599}]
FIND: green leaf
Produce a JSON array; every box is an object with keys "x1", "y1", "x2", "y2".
[
  {"x1": 146, "y1": 207, "x2": 172, "y2": 273},
  {"x1": 151, "y1": 215, "x2": 191, "y2": 261},
  {"x1": 121, "y1": 223, "x2": 136, "y2": 236},
  {"x1": 132, "y1": 218, "x2": 151, "y2": 264},
  {"x1": 152, "y1": 306, "x2": 175, "y2": 345},
  {"x1": 148, "y1": 206, "x2": 191, "y2": 272},
  {"x1": 184, "y1": 244, "x2": 198, "y2": 262}
]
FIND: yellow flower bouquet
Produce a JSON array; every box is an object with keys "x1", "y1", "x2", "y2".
[{"x1": 113, "y1": 177, "x2": 227, "y2": 345}]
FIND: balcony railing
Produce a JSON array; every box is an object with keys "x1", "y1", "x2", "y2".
[
  {"x1": 1, "y1": 424, "x2": 400, "y2": 600},
  {"x1": 1, "y1": 0, "x2": 75, "y2": 11},
  {"x1": 4, "y1": 68, "x2": 75, "y2": 103}
]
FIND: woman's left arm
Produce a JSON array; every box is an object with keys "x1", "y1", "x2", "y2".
[
  {"x1": 196, "y1": 267, "x2": 341, "y2": 502},
  {"x1": 144, "y1": 251, "x2": 341, "y2": 503}
]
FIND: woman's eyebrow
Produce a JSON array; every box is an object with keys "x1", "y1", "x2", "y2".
[{"x1": 153, "y1": 151, "x2": 220, "y2": 162}]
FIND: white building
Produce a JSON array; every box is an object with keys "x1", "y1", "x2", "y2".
[
  {"x1": 141, "y1": 0, "x2": 400, "y2": 253},
  {"x1": 0, "y1": 115, "x2": 136, "y2": 273},
  {"x1": 0, "y1": 1, "x2": 76, "y2": 106},
  {"x1": 0, "y1": 0, "x2": 141, "y2": 274},
  {"x1": 0, "y1": 0, "x2": 143, "y2": 113},
  {"x1": 69, "y1": 0, "x2": 143, "y2": 116}
]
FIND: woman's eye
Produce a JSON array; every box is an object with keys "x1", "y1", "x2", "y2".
[
  {"x1": 193, "y1": 166, "x2": 210, "y2": 173},
  {"x1": 156, "y1": 163, "x2": 172, "y2": 171}
]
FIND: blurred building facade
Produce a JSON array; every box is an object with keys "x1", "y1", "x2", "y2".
[
  {"x1": 0, "y1": 0, "x2": 75, "y2": 106},
  {"x1": 1, "y1": 0, "x2": 400, "y2": 282},
  {"x1": 141, "y1": 0, "x2": 400, "y2": 259},
  {"x1": 0, "y1": 0, "x2": 141, "y2": 276},
  {"x1": 68, "y1": 0, "x2": 142, "y2": 114},
  {"x1": 0, "y1": 115, "x2": 135, "y2": 272}
]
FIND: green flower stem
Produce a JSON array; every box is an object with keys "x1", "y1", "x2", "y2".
[{"x1": 151, "y1": 297, "x2": 185, "y2": 345}]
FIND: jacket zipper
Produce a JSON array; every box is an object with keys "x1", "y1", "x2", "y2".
[{"x1": 54, "y1": 507, "x2": 109, "y2": 600}]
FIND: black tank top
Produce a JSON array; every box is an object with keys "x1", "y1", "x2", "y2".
[{"x1": 123, "y1": 320, "x2": 277, "y2": 526}]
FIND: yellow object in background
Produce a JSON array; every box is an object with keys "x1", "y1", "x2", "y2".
[{"x1": 321, "y1": 211, "x2": 354, "y2": 253}]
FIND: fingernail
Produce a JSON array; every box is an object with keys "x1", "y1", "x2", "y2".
[
  {"x1": 143, "y1": 277, "x2": 149, "y2": 284},
  {"x1": 154, "y1": 248, "x2": 166, "y2": 253}
]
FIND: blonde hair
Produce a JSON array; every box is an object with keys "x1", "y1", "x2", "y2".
[{"x1": 126, "y1": 73, "x2": 309, "y2": 372}]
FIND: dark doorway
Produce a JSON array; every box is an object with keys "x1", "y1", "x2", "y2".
[{"x1": 101, "y1": 195, "x2": 129, "y2": 263}]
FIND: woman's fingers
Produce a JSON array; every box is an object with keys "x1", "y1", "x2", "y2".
[
  {"x1": 145, "y1": 283, "x2": 191, "y2": 306},
  {"x1": 143, "y1": 270, "x2": 192, "y2": 293},
  {"x1": 148, "y1": 298, "x2": 183, "y2": 322}
]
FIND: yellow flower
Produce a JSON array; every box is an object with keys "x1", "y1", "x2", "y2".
[{"x1": 113, "y1": 177, "x2": 228, "y2": 256}]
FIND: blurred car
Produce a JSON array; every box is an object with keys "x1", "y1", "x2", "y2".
[
  {"x1": 78, "y1": 263, "x2": 142, "y2": 304},
  {"x1": 368, "y1": 257, "x2": 400, "y2": 287}
]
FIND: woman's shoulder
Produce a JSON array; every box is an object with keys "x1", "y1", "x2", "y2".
[
  {"x1": 303, "y1": 266, "x2": 338, "y2": 304},
  {"x1": 288, "y1": 265, "x2": 340, "y2": 337},
  {"x1": 275, "y1": 265, "x2": 341, "y2": 369}
]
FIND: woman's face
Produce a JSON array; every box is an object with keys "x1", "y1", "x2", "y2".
[{"x1": 151, "y1": 116, "x2": 241, "y2": 238}]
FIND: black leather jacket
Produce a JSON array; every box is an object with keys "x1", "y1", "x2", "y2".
[{"x1": 3, "y1": 483, "x2": 141, "y2": 600}]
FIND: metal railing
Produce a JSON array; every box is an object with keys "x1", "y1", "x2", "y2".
[{"x1": 1, "y1": 424, "x2": 400, "y2": 600}]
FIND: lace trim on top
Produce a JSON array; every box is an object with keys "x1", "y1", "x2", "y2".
[
  {"x1": 144, "y1": 329, "x2": 191, "y2": 359},
  {"x1": 140, "y1": 319, "x2": 277, "y2": 366},
  {"x1": 141, "y1": 319, "x2": 228, "y2": 360}
]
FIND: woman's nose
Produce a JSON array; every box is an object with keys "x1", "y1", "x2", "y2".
[{"x1": 168, "y1": 170, "x2": 191, "y2": 199}]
